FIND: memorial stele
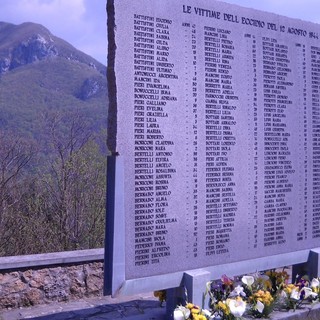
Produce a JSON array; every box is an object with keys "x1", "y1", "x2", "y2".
[{"x1": 105, "y1": 0, "x2": 320, "y2": 296}]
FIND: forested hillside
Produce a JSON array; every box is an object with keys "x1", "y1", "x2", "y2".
[{"x1": 0, "y1": 22, "x2": 108, "y2": 255}]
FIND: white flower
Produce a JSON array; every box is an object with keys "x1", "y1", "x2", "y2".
[
  {"x1": 311, "y1": 278, "x2": 320, "y2": 288},
  {"x1": 202, "y1": 308, "x2": 215, "y2": 319},
  {"x1": 173, "y1": 306, "x2": 190, "y2": 320},
  {"x1": 290, "y1": 289, "x2": 300, "y2": 301},
  {"x1": 276, "y1": 289, "x2": 287, "y2": 304},
  {"x1": 242, "y1": 275, "x2": 254, "y2": 286},
  {"x1": 256, "y1": 300, "x2": 264, "y2": 313},
  {"x1": 230, "y1": 285, "x2": 246, "y2": 297},
  {"x1": 302, "y1": 287, "x2": 318, "y2": 299},
  {"x1": 227, "y1": 298, "x2": 246, "y2": 317},
  {"x1": 173, "y1": 309, "x2": 185, "y2": 320}
]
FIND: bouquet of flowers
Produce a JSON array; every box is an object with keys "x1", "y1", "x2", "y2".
[
  {"x1": 206, "y1": 275, "x2": 246, "y2": 319},
  {"x1": 173, "y1": 303, "x2": 213, "y2": 320},
  {"x1": 265, "y1": 269, "x2": 289, "y2": 296},
  {"x1": 207, "y1": 273, "x2": 275, "y2": 318},
  {"x1": 161, "y1": 269, "x2": 320, "y2": 320},
  {"x1": 241, "y1": 274, "x2": 275, "y2": 318},
  {"x1": 280, "y1": 275, "x2": 318, "y2": 310}
]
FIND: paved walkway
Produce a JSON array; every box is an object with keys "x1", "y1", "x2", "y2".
[
  {"x1": 0, "y1": 293, "x2": 166, "y2": 320},
  {"x1": 3, "y1": 294, "x2": 320, "y2": 320}
]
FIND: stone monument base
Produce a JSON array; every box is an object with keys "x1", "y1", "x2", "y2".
[{"x1": 257, "y1": 304, "x2": 320, "y2": 320}]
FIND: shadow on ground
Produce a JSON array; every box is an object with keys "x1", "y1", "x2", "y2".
[{"x1": 17, "y1": 300, "x2": 166, "y2": 320}]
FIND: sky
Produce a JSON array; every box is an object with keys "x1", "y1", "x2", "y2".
[
  {"x1": 221, "y1": 0, "x2": 320, "y2": 23},
  {"x1": 1, "y1": 1, "x2": 320, "y2": 66},
  {"x1": 0, "y1": 0, "x2": 107, "y2": 65}
]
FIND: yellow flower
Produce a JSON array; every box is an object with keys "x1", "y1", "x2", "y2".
[
  {"x1": 153, "y1": 290, "x2": 166, "y2": 303},
  {"x1": 193, "y1": 315, "x2": 207, "y2": 320},
  {"x1": 311, "y1": 278, "x2": 320, "y2": 293},
  {"x1": 264, "y1": 279, "x2": 272, "y2": 290},
  {"x1": 284, "y1": 284, "x2": 298, "y2": 295},
  {"x1": 266, "y1": 269, "x2": 289, "y2": 289},
  {"x1": 265, "y1": 270, "x2": 273, "y2": 277},
  {"x1": 217, "y1": 301, "x2": 230, "y2": 315},
  {"x1": 191, "y1": 307, "x2": 200, "y2": 314},
  {"x1": 186, "y1": 303, "x2": 195, "y2": 310},
  {"x1": 250, "y1": 290, "x2": 273, "y2": 306}
]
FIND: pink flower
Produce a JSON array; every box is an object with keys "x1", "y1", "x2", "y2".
[{"x1": 221, "y1": 274, "x2": 233, "y2": 286}]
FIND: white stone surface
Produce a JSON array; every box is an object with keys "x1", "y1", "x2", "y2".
[{"x1": 108, "y1": 0, "x2": 320, "y2": 293}]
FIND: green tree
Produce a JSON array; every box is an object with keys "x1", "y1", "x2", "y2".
[
  {"x1": 0, "y1": 111, "x2": 107, "y2": 255},
  {"x1": 0, "y1": 130, "x2": 35, "y2": 255},
  {"x1": 40, "y1": 111, "x2": 106, "y2": 251}
]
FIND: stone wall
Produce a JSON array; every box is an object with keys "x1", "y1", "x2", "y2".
[{"x1": 0, "y1": 262, "x2": 103, "y2": 309}]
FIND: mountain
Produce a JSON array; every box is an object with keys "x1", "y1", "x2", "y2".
[{"x1": 0, "y1": 22, "x2": 108, "y2": 153}]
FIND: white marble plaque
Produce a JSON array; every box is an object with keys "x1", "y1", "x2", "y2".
[{"x1": 107, "y1": 0, "x2": 320, "y2": 281}]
